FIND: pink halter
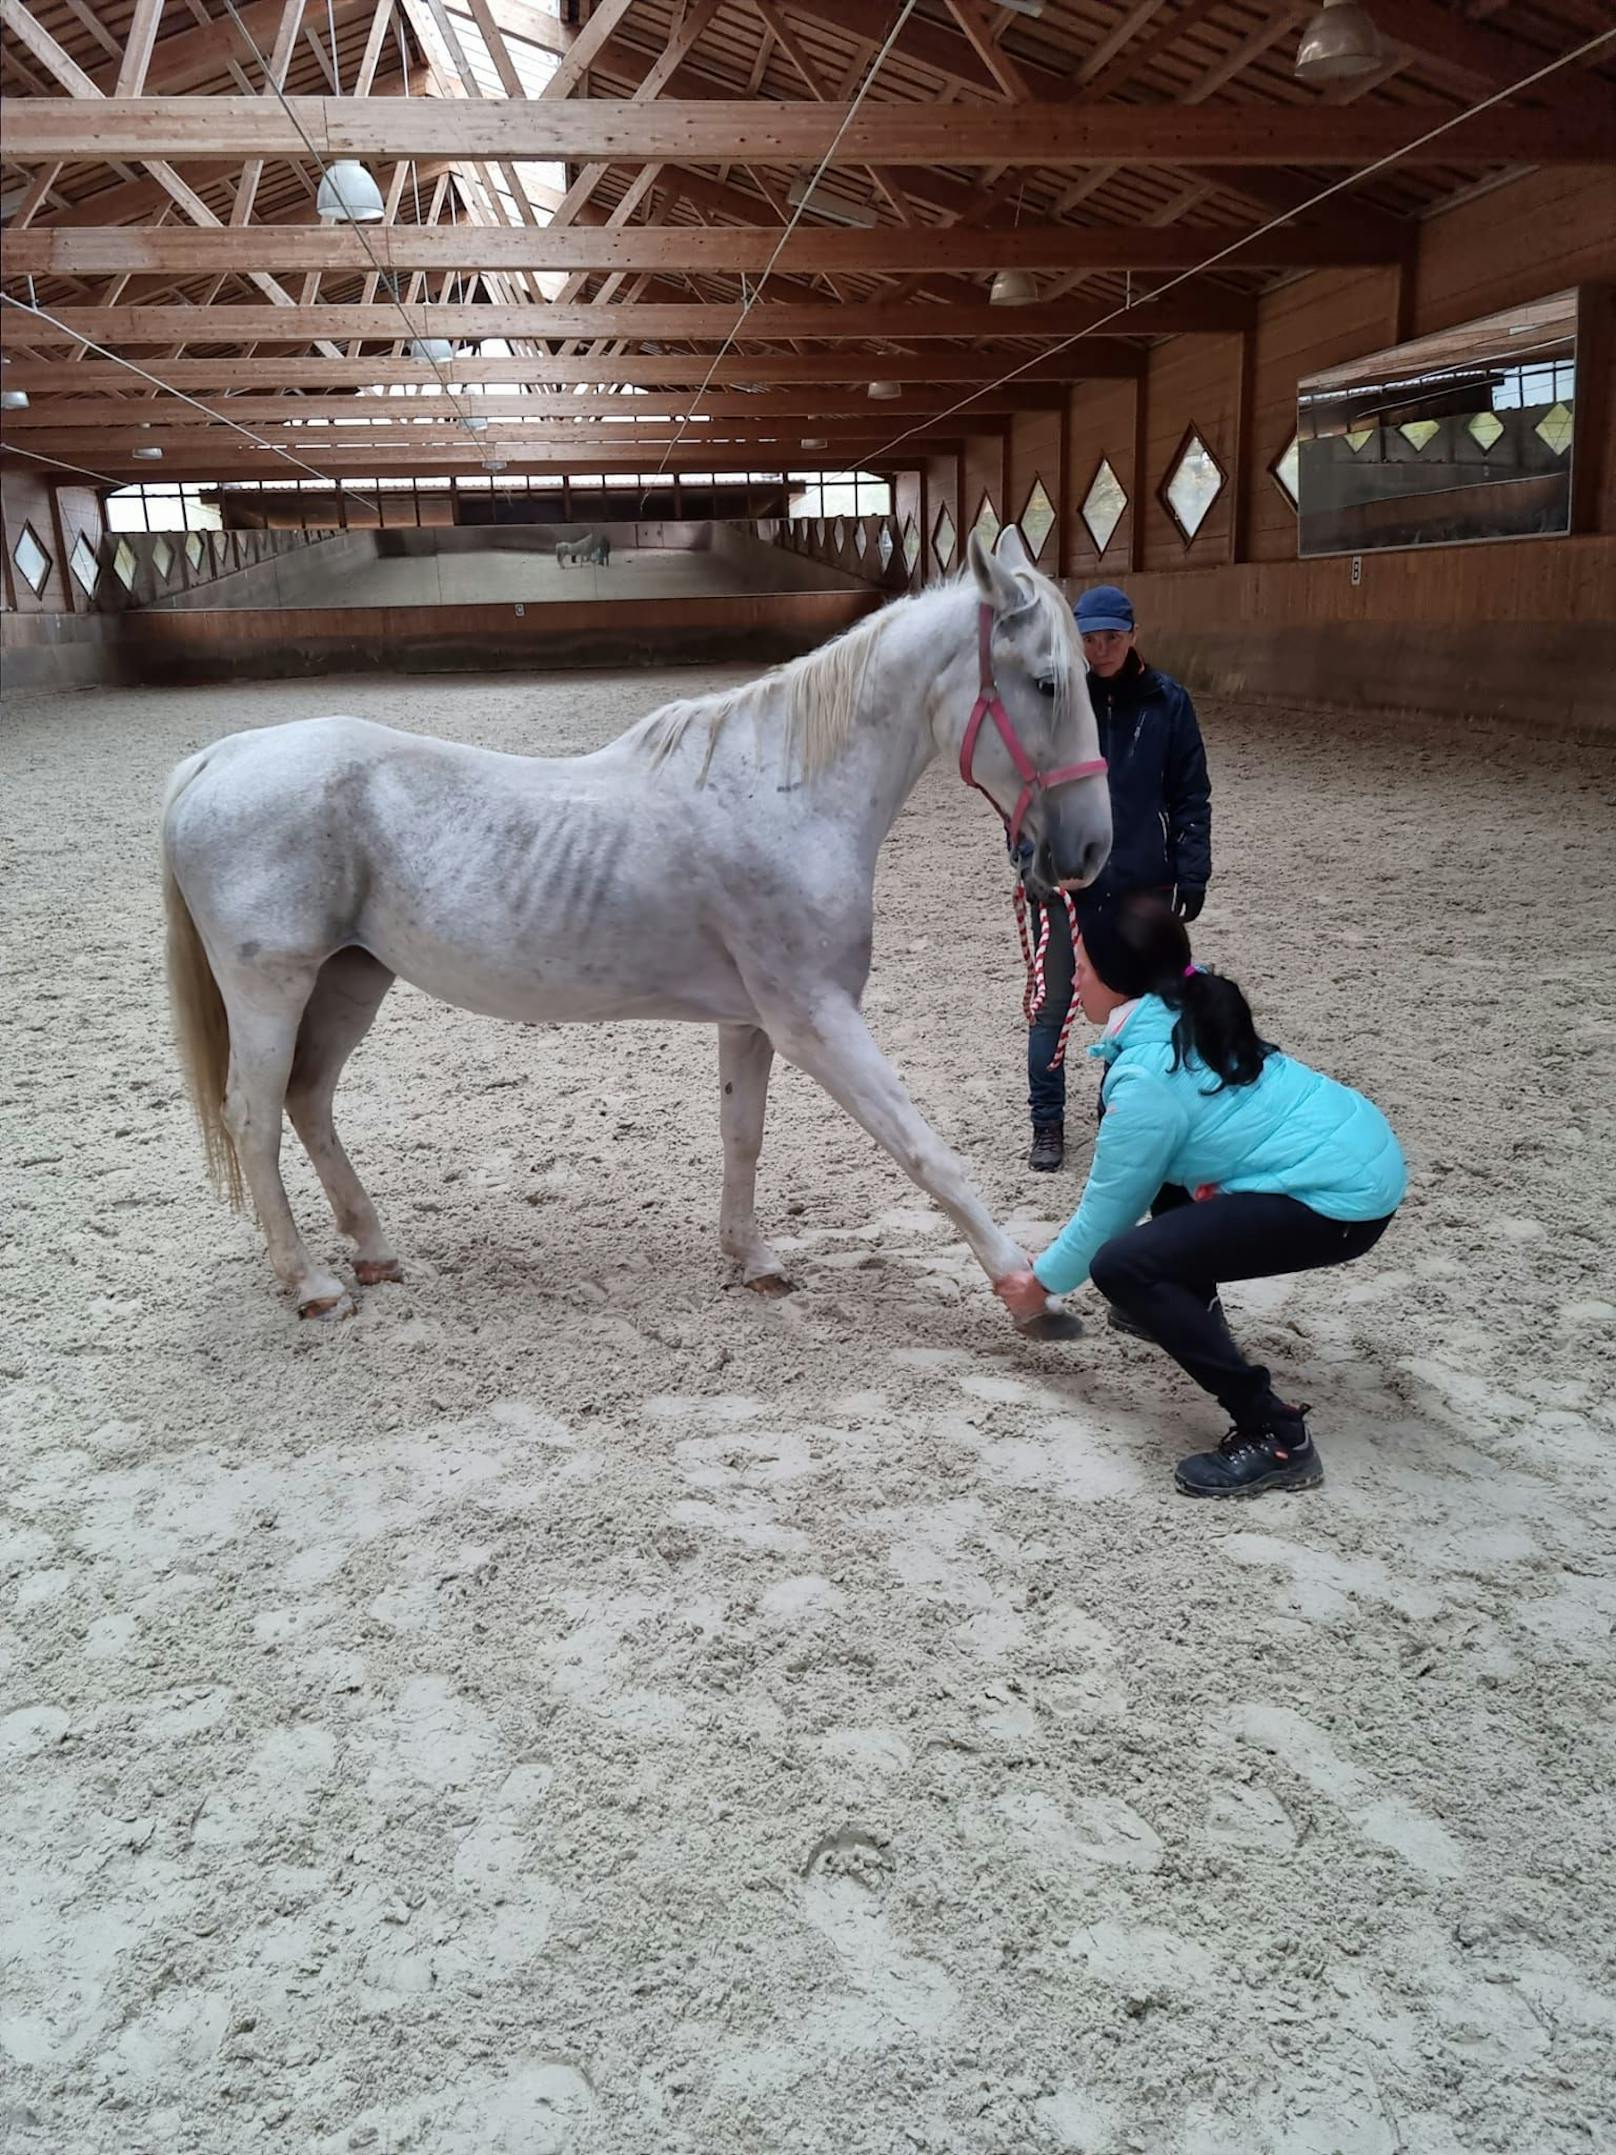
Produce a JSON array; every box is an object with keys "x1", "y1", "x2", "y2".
[{"x1": 958, "y1": 602, "x2": 1107, "y2": 849}]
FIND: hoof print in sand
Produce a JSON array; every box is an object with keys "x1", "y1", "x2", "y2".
[{"x1": 800, "y1": 1828, "x2": 957, "y2": 2034}]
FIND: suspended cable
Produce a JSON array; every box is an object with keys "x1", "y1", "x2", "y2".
[{"x1": 0, "y1": 293, "x2": 382, "y2": 511}]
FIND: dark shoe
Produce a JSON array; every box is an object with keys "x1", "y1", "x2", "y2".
[
  {"x1": 1107, "y1": 1293, "x2": 1222, "y2": 1343},
  {"x1": 1029, "y1": 1123, "x2": 1065, "y2": 1172},
  {"x1": 1175, "y1": 1405, "x2": 1321, "y2": 1499}
]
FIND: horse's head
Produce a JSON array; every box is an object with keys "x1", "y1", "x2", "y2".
[{"x1": 960, "y1": 526, "x2": 1112, "y2": 898}]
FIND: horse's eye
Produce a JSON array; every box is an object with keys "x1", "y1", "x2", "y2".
[{"x1": 1036, "y1": 675, "x2": 1058, "y2": 698}]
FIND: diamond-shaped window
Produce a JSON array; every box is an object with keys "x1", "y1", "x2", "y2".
[
  {"x1": 853, "y1": 521, "x2": 868, "y2": 558},
  {"x1": 1344, "y1": 427, "x2": 1375, "y2": 454},
  {"x1": 1019, "y1": 477, "x2": 1056, "y2": 562},
  {"x1": 932, "y1": 503, "x2": 957, "y2": 571},
  {"x1": 833, "y1": 517, "x2": 846, "y2": 552},
  {"x1": 1466, "y1": 411, "x2": 1504, "y2": 453},
  {"x1": 814, "y1": 518, "x2": 826, "y2": 546},
  {"x1": 184, "y1": 531, "x2": 205, "y2": 570},
  {"x1": 69, "y1": 533, "x2": 100, "y2": 596},
  {"x1": 113, "y1": 538, "x2": 139, "y2": 589},
  {"x1": 1271, "y1": 434, "x2": 1301, "y2": 508},
  {"x1": 1535, "y1": 401, "x2": 1573, "y2": 456},
  {"x1": 1080, "y1": 459, "x2": 1127, "y2": 556},
  {"x1": 1398, "y1": 419, "x2": 1441, "y2": 453},
  {"x1": 151, "y1": 536, "x2": 174, "y2": 580},
  {"x1": 901, "y1": 516, "x2": 920, "y2": 573},
  {"x1": 12, "y1": 521, "x2": 52, "y2": 596},
  {"x1": 877, "y1": 520, "x2": 895, "y2": 570},
  {"x1": 1161, "y1": 431, "x2": 1225, "y2": 545},
  {"x1": 971, "y1": 493, "x2": 1000, "y2": 552}
]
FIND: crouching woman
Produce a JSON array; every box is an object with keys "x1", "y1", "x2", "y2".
[{"x1": 995, "y1": 897, "x2": 1406, "y2": 1498}]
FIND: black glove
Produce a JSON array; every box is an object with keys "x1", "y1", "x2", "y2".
[{"x1": 1173, "y1": 886, "x2": 1206, "y2": 923}]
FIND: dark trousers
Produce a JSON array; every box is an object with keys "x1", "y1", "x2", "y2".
[
  {"x1": 1026, "y1": 889, "x2": 1169, "y2": 1126},
  {"x1": 1089, "y1": 1194, "x2": 1394, "y2": 1425}
]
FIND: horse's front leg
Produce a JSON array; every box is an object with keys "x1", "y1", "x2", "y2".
[
  {"x1": 717, "y1": 1023, "x2": 792, "y2": 1293},
  {"x1": 762, "y1": 996, "x2": 1027, "y2": 1288}
]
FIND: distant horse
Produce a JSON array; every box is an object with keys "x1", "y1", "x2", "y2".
[
  {"x1": 556, "y1": 533, "x2": 610, "y2": 568},
  {"x1": 161, "y1": 527, "x2": 1110, "y2": 1321}
]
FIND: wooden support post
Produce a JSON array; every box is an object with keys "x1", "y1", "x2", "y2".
[
  {"x1": 918, "y1": 459, "x2": 929, "y2": 590},
  {"x1": 998, "y1": 432, "x2": 1010, "y2": 526},
  {"x1": 1571, "y1": 282, "x2": 1610, "y2": 538},
  {"x1": 46, "y1": 481, "x2": 74, "y2": 613},
  {"x1": 1129, "y1": 363, "x2": 1149, "y2": 575},
  {"x1": 1392, "y1": 257, "x2": 1416, "y2": 348},
  {"x1": 1229, "y1": 328, "x2": 1255, "y2": 567},
  {"x1": 1057, "y1": 396, "x2": 1072, "y2": 580}
]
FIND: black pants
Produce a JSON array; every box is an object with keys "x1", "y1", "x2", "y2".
[{"x1": 1089, "y1": 1194, "x2": 1394, "y2": 1425}]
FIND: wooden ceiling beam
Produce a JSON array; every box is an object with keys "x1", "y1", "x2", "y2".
[
  {"x1": 0, "y1": 349, "x2": 1141, "y2": 389},
  {"x1": 1, "y1": 294, "x2": 1252, "y2": 345},
  {"x1": 18, "y1": 422, "x2": 986, "y2": 456},
  {"x1": 1, "y1": 386, "x2": 1065, "y2": 424},
  {"x1": 4, "y1": 221, "x2": 1403, "y2": 276},
  {"x1": 5, "y1": 97, "x2": 1603, "y2": 166},
  {"x1": 16, "y1": 449, "x2": 951, "y2": 478}
]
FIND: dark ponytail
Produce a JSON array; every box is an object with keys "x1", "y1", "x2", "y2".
[{"x1": 1078, "y1": 895, "x2": 1274, "y2": 1092}]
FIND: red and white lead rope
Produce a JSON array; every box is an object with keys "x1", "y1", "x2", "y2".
[{"x1": 1013, "y1": 884, "x2": 1082, "y2": 1071}]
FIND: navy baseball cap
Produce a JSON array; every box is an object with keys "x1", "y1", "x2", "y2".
[{"x1": 1075, "y1": 584, "x2": 1135, "y2": 635}]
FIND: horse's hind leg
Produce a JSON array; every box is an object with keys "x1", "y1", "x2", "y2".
[
  {"x1": 219, "y1": 972, "x2": 354, "y2": 1318},
  {"x1": 717, "y1": 1023, "x2": 791, "y2": 1293},
  {"x1": 286, "y1": 949, "x2": 400, "y2": 1287}
]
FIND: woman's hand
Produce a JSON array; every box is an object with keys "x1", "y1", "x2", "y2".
[{"x1": 994, "y1": 1268, "x2": 1051, "y2": 1325}]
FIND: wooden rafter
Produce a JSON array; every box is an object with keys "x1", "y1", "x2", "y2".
[
  {"x1": 4, "y1": 99, "x2": 1605, "y2": 166},
  {"x1": 0, "y1": 293, "x2": 1254, "y2": 347},
  {"x1": 5, "y1": 224, "x2": 1407, "y2": 276}
]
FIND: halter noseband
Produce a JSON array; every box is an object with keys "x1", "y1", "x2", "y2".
[{"x1": 957, "y1": 601, "x2": 1107, "y2": 850}]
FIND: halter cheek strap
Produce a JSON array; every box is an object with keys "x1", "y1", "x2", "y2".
[{"x1": 958, "y1": 603, "x2": 1107, "y2": 849}]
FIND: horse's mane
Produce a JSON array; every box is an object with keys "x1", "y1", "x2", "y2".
[{"x1": 629, "y1": 560, "x2": 1077, "y2": 783}]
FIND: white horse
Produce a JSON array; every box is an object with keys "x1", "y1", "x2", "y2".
[
  {"x1": 161, "y1": 527, "x2": 1110, "y2": 1323},
  {"x1": 556, "y1": 533, "x2": 610, "y2": 568}
]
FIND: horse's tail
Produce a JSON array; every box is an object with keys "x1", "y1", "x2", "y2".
[{"x1": 161, "y1": 757, "x2": 243, "y2": 1210}]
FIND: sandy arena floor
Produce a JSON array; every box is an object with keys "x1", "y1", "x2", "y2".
[{"x1": 2, "y1": 660, "x2": 1613, "y2": 2155}]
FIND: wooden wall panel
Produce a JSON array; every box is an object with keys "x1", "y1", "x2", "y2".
[
  {"x1": 1142, "y1": 333, "x2": 1240, "y2": 572},
  {"x1": 1063, "y1": 376, "x2": 1138, "y2": 579},
  {"x1": 922, "y1": 453, "x2": 958, "y2": 577},
  {"x1": 960, "y1": 434, "x2": 1006, "y2": 548},
  {"x1": 1006, "y1": 406, "x2": 1060, "y2": 561},
  {"x1": 1, "y1": 467, "x2": 72, "y2": 613}
]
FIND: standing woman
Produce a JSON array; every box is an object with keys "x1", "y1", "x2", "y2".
[{"x1": 995, "y1": 898, "x2": 1406, "y2": 1498}]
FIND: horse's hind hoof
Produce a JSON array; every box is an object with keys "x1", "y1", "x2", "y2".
[
  {"x1": 299, "y1": 1289, "x2": 357, "y2": 1321},
  {"x1": 354, "y1": 1258, "x2": 404, "y2": 1286},
  {"x1": 1015, "y1": 1309, "x2": 1085, "y2": 1343},
  {"x1": 745, "y1": 1272, "x2": 796, "y2": 1298}
]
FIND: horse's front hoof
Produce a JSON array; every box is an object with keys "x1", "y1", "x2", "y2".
[
  {"x1": 354, "y1": 1257, "x2": 404, "y2": 1286},
  {"x1": 744, "y1": 1272, "x2": 796, "y2": 1298},
  {"x1": 1015, "y1": 1309, "x2": 1085, "y2": 1343},
  {"x1": 299, "y1": 1289, "x2": 357, "y2": 1321}
]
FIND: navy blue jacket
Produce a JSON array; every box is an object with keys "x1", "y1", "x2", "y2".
[{"x1": 1082, "y1": 651, "x2": 1211, "y2": 907}]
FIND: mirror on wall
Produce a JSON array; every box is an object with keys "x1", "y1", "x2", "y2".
[{"x1": 1295, "y1": 289, "x2": 1576, "y2": 557}]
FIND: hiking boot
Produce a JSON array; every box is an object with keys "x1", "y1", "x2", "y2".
[
  {"x1": 1029, "y1": 1122, "x2": 1065, "y2": 1172},
  {"x1": 1175, "y1": 1405, "x2": 1320, "y2": 1499},
  {"x1": 1107, "y1": 1293, "x2": 1222, "y2": 1343}
]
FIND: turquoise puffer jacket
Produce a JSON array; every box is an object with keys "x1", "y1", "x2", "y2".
[{"x1": 1033, "y1": 996, "x2": 1406, "y2": 1296}]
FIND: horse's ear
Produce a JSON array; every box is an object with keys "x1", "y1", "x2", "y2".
[
  {"x1": 968, "y1": 529, "x2": 1026, "y2": 616},
  {"x1": 994, "y1": 523, "x2": 1033, "y2": 576}
]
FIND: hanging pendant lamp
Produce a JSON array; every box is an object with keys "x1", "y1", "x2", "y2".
[
  {"x1": 316, "y1": 159, "x2": 386, "y2": 223},
  {"x1": 1295, "y1": 0, "x2": 1382, "y2": 82},
  {"x1": 989, "y1": 268, "x2": 1039, "y2": 307}
]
